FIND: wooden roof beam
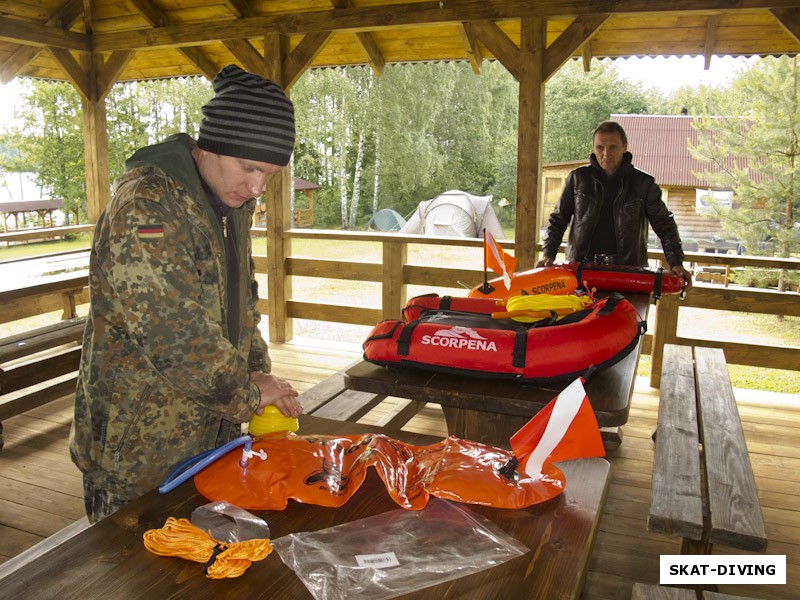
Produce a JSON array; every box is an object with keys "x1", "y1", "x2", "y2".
[
  {"x1": 771, "y1": 8, "x2": 800, "y2": 43},
  {"x1": 127, "y1": 0, "x2": 219, "y2": 80},
  {"x1": 222, "y1": 0, "x2": 256, "y2": 18},
  {"x1": 329, "y1": 0, "x2": 385, "y2": 76},
  {"x1": 88, "y1": 0, "x2": 800, "y2": 53},
  {"x1": 459, "y1": 22, "x2": 484, "y2": 74},
  {"x1": 353, "y1": 31, "x2": 386, "y2": 77},
  {"x1": 469, "y1": 20, "x2": 520, "y2": 80},
  {"x1": 48, "y1": 47, "x2": 90, "y2": 98},
  {"x1": 704, "y1": 15, "x2": 719, "y2": 70},
  {"x1": 0, "y1": 0, "x2": 84, "y2": 84},
  {"x1": 224, "y1": 39, "x2": 266, "y2": 76},
  {"x1": 543, "y1": 14, "x2": 609, "y2": 81},
  {"x1": 582, "y1": 43, "x2": 592, "y2": 72},
  {"x1": 47, "y1": 48, "x2": 132, "y2": 100},
  {"x1": 283, "y1": 31, "x2": 334, "y2": 91},
  {"x1": 0, "y1": 16, "x2": 88, "y2": 51}
]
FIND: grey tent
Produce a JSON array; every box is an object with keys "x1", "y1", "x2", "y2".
[
  {"x1": 366, "y1": 208, "x2": 407, "y2": 232},
  {"x1": 399, "y1": 190, "x2": 505, "y2": 239}
]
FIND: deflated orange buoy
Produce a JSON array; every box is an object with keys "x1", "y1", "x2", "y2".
[
  {"x1": 468, "y1": 266, "x2": 578, "y2": 300},
  {"x1": 194, "y1": 433, "x2": 567, "y2": 511},
  {"x1": 192, "y1": 379, "x2": 606, "y2": 512}
]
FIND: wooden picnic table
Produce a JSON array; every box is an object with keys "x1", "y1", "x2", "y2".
[
  {"x1": 0, "y1": 415, "x2": 610, "y2": 600},
  {"x1": 345, "y1": 293, "x2": 650, "y2": 450}
]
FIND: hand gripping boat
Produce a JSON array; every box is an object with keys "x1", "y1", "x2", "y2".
[
  {"x1": 468, "y1": 262, "x2": 686, "y2": 301},
  {"x1": 364, "y1": 292, "x2": 646, "y2": 384}
]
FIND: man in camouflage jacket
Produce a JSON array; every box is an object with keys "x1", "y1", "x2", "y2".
[{"x1": 70, "y1": 66, "x2": 301, "y2": 521}]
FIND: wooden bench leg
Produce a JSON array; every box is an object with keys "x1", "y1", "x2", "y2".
[
  {"x1": 61, "y1": 289, "x2": 82, "y2": 320},
  {"x1": 601, "y1": 426, "x2": 623, "y2": 450}
]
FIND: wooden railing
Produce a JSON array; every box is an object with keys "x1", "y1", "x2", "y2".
[
  {"x1": 2, "y1": 230, "x2": 798, "y2": 388},
  {"x1": 1, "y1": 272, "x2": 89, "y2": 324},
  {"x1": 0, "y1": 224, "x2": 94, "y2": 245}
]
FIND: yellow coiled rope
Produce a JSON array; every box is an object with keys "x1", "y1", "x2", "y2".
[
  {"x1": 492, "y1": 293, "x2": 594, "y2": 323},
  {"x1": 143, "y1": 517, "x2": 272, "y2": 579}
]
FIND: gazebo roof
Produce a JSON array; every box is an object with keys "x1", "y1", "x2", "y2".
[{"x1": 1, "y1": 1, "x2": 798, "y2": 85}]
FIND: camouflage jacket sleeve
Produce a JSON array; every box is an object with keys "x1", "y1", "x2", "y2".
[{"x1": 103, "y1": 182, "x2": 259, "y2": 422}]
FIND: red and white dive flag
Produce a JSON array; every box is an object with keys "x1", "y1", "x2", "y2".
[
  {"x1": 484, "y1": 230, "x2": 517, "y2": 290},
  {"x1": 510, "y1": 377, "x2": 606, "y2": 478}
]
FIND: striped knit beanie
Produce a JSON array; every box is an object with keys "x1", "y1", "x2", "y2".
[{"x1": 197, "y1": 65, "x2": 295, "y2": 166}]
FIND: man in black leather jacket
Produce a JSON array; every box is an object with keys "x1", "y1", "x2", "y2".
[{"x1": 537, "y1": 121, "x2": 692, "y2": 286}]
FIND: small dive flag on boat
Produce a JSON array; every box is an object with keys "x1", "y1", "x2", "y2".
[
  {"x1": 509, "y1": 377, "x2": 605, "y2": 479},
  {"x1": 484, "y1": 229, "x2": 517, "y2": 290}
]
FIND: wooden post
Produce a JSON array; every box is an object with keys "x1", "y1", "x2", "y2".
[
  {"x1": 81, "y1": 51, "x2": 111, "y2": 224},
  {"x1": 382, "y1": 241, "x2": 407, "y2": 320},
  {"x1": 264, "y1": 33, "x2": 293, "y2": 343},
  {"x1": 649, "y1": 294, "x2": 680, "y2": 387},
  {"x1": 514, "y1": 17, "x2": 546, "y2": 271}
]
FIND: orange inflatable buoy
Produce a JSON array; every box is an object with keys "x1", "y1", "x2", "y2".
[
  {"x1": 194, "y1": 433, "x2": 567, "y2": 511},
  {"x1": 468, "y1": 266, "x2": 578, "y2": 300},
  {"x1": 190, "y1": 378, "x2": 606, "y2": 512}
]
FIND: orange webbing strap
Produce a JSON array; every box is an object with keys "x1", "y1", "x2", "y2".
[{"x1": 143, "y1": 517, "x2": 272, "y2": 579}]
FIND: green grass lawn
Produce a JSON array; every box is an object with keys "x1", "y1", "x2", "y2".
[{"x1": 0, "y1": 233, "x2": 92, "y2": 260}]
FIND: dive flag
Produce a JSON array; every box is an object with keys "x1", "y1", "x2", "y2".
[
  {"x1": 484, "y1": 230, "x2": 517, "y2": 290},
  {"x1": 509, "y1": 377, "x2": 605, "y2": 479}
]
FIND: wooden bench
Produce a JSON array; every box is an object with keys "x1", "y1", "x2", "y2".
[
  {"x1": 0, "y1": 318, "x2": 86, "y2": 451},
  {"x1": 632, "y1": 583, "x2": 763, "y2": 600},
  {"x1": 298, "y1": 360, "x2": 425, "y2": 429},
  {"x1": 648, "y1": 344, "x2": 767, "y2": 555}
]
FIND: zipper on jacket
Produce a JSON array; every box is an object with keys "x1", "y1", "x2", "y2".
[
  {"x1": 112, "y1": 384, "x2": 152, "y2": 474},
  {"x1": 585, "y1": 178, "x2": 605, "y2": 256}
]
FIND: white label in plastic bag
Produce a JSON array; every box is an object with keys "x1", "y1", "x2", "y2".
[{"x1": 355, "y1": 552, "x2": 400, "y2": 569}]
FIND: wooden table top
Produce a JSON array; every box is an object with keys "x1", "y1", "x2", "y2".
[
  {"x1": 344, "y1": 292, "x2": 649, "y2": 429},
  {"x1": 0, "y1": 416, "x2": 610, "y2": 600}
]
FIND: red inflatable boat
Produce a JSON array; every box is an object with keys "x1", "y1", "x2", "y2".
[{"x1": 364, "y1": 293, "x2": 646, "y2": 384}]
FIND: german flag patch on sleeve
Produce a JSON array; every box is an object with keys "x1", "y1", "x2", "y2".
[{"x1": 137, "y1": 224, "x2": 165, "y2": 239}]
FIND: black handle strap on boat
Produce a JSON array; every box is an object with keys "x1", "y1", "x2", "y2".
[
  {"x1": 403, "y1": 293, "x2": 440, "y2": 321},
  {"x1": 653, "y1": 268, "x2": 663, "y2": 301},
  {"x1": 597, "y1": 292, "x2": 623, "y2": 315},
  {"x1": 512, "y1": 328, "x2": 528, "y2": 368},
  {"x1": 365, "y1": 320, "x2": 404, "y2": 344},
  {"x1": 396, "y1": 320, "x2": 420, "y2": 356},
  {"x1": 576, "y1": 262, "x2": 587, "y2": 289}
]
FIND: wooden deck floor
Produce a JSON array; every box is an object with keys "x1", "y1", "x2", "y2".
[{"x1": 1, "y1": 338, "x2": 797, "y2": 599}]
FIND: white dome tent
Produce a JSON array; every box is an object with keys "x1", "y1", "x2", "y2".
[{"x1": 399, "y1": 190, "x2": 506, "y2": 239}]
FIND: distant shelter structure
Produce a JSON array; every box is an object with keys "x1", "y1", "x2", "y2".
[{"x1": 0, "y1": 199, "x2": 64, "y2": 232}]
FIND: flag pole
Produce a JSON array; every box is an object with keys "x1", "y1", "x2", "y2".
[{"x1": 477, "y1": 228, "x2": 495, "y2": 294}]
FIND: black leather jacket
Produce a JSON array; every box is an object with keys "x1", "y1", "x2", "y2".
[{"x1": 541, "y1": 153, "x2": 685, "y2": 268}]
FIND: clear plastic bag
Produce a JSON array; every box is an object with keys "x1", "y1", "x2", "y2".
[
  {"x1": 271, "y1": 498, "x2": 528, "y2": 600},
  {"x1": 190, "y1": 501, "x2": 270, "y2": 544}
]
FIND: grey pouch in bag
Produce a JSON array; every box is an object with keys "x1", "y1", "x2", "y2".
[
  {"x1": 190, "y1": 501, "x2": 270, "y2": 544},
  {"x1": 271, "y1": 498, "x2": 528, "y2": 600}
]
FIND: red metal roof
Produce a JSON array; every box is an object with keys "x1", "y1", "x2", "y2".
[{"x1": 611, "y1": 114, "x2": 763, "y2": 188}]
